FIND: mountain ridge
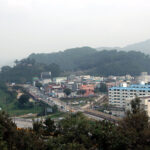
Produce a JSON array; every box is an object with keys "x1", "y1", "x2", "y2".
[
  {"x1": 28, "y1": 47, "x2": 150, "y2": 76},
  {"x1": 96, "y1": 39, "x2": 150, "y2": 54}
]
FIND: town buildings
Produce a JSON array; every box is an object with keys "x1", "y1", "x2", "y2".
[
  {"x1": 79, "y1": 84, "x2": 95, "y2": 97},
  {"x1": 109, "y1": 83, "x2": 150, "y2": 108}
]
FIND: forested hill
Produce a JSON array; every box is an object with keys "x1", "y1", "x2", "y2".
[
  {"x1": 29, "y1": 47, "x2": 97, "y2": 71},
  {"x1": 28, "y1": 47, "x2": 150, "y2": 76},
  {"x1": 0, "y1": 59, "x2": 60, "y2": 83}
]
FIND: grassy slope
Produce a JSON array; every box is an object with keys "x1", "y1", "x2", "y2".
[{"x1": 0, "y1": 89, "x2": 44, "y2": 116}]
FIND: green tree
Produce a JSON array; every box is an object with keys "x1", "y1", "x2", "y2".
[
  {"x1": 119, "y1": 97, "x2": 150, "y2": 150},
  {"x1": 130, "y1": 96, "x2": 141, "y2": 114},
  {"x1": 99, "y1": 83, "x2": 108, "y2": 93},
  {"x1": 77, "y1": 89, "x2": 86, "y2": 96},
  {"x1": 43, "y1": 117, "x2": 56, "y2": 136},
  {"x1": 14, "y1": 126, "x2": 45, "y2": 149},
  {"x1": 57, "y1": 113, "x2": 93, "y2": 149},
  {"x1": 18, "y1": 94, "x2": 33, "y2": 108},
  {"x1": 18, "y1": 94, "x2": 29, "y2": 104},
  {"x1": 91, "y1": 121, "x2": 127, "y2": 150},
  {"x1": 0, "y1": 111, "x2": 17, "y2": 150},
  {"x1": 33, "y1": 120, "x2": 44, "y2": 136},
  {"x1": 35, "y1": 82, "x2": 43, "y2": 89},
  {"x1": 63, "y1": 88, "x2": 71, "y2": 97}
]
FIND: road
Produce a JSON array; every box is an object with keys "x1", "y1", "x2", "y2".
[
  {"x1": 23, "y1": 85, "x2": 73, "y2": 112},
  {"x1": 12, "y1": 84, "x2": 120, "y2": 127},
  {"x1": 81, "y1": 94, "x2": 106, "y2": 109},
  {"x1": 23, "y1": 85, "x2": 119, "y2": 122}
]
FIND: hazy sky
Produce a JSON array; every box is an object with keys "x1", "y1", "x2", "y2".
[{"x1": 0, "y1": 0, "x2": 150, "y2": 65}]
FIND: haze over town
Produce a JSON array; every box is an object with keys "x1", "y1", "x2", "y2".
[
  {"x1": 1, "y1": 0, "x2": 150, "y2": 66},
  {"x1": 1, "y1": 1, "x2": 150, "y2": 149}
]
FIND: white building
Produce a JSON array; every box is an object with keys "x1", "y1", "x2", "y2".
[
  {"x1": 136, "y1": 72, "x2": 150, "y2": 84},
  {"x1": 53, "y1": 77, "x2": 67, "y2": 84},
  {"x1": 125, "y1": 96, "x2": 150, "y2": 118},
  {"x1": 41, "y1": 79, "x2": 52, "y2": 85},
  {"x1": 109, "y1": 84, "x2": 150, "y2": 108}
]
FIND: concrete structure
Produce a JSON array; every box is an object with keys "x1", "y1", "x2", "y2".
[
  {"x1": 125, "y1": 96, "x2": 150, "y2": 118},
  {"x1": 109, "y1": 84, "x2": 150, "y2": 108}
]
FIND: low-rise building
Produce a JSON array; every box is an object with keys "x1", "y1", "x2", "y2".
[
  {"x1": 53, "y1": 77, "x2": 67, "y2": 84},
  {"x1": 80, "y1": 84, "x2": 95, "y2": 96}
]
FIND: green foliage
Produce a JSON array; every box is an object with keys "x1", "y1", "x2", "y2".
[
  {"x1": 0, "y1": 59, "x2": 60, "y2": 83},
  {"x1": 0, "y1": 97, "x2": 150, "y2": 150},
  {"x1": 0, "y1": 82, "x2": 17, "y2": 109},
  {"x1": 94, "y1": 83, "x2": 108, "y2": 93},
  {"x1": 17, "y1": 94, "x2": 33, "y2": 109},
  {"x1": 52, "y1": 105, "x2": 58, "y2": 113},
  {"x1": 130, "y1": 97, "x2": 141, "y2": 114},
  {"x1": 15, "y1": 128, "x2": 45, "y2": 150},
  {"x1": 0, "y1": 111, "x2": 17, "y2": 149},
  {"x1": 37, "y1": 105, "x2": 58, "y2": 116},
  {"x1": 63, "y1": 88, "x2": 71, "y2": 96},
  {"x1": 0, "y1": 83, "x2": 45, "y2": 116},
  {"x1": 99, "y1": 83, "x2": 108, "y2": 93},
  {"x1": 119, "y1": 97, "x2": 150, "y2": 150},
  {"x1": 35, "y1": 82, "x2": 43, "y2": 89},
  {"x1": 91, "y1": 121, "x2": 127, "y2": 150},
  {"x1": 33, "y1": 117, "x2": 56, "y2": 137},
  {"x1": 29, "y1": 47, "x2": 150, "y2": 76},
  {"x1": 0, "y1": 111, "x2": 45, "y2": 150},
  {"x1": 33, "y1": 120, "x2": 44, "y2": 136},
  {"x1": 18, "y1": 94, "x2": 30, "y2": 105},
  {"x1": 44, "y1": 117, "x2": 56, "y2": 135},
  {"x1": 29, "y1": 47, "x2": 97, "y2": 71},
  {"x1": 77, "y1": 89, "x2": 86, "y2": 95}
]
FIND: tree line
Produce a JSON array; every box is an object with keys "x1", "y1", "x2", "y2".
[
  {"x1": 0, "y1": 97, "x2": 150, "y2": 150},
  {"x1": 0, "y1": 59, "x2": 61, "y2": 84},
  {"x1": 28, "y1": 47, "x2": 150, "y2": 76}
]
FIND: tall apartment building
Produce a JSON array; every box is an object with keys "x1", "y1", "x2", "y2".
[{"x1": 109, "y1": 84, "x2": 150, "y2": 108}]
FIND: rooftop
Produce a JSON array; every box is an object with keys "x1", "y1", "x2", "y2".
[{"x1": 110, "y1": 84, "x2": 150, "y2": 91}]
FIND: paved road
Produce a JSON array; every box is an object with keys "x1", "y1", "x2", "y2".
[
  {"x1": 12, "y1": 84, "x2": 120, "y2": 127},
  {"x1": 81, "y1": 94, "x2": 105, "y2": 109},
  {"x1": 23, "y1": 85, "x2": 73, "y2": 112},
  {"x1": 23, "y1": 85, "x2": 120, "y2": 122}
]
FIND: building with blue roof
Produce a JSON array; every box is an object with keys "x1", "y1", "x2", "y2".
[{"x1": 109, "y1": 84, "x2": 150, "y2": 108}]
